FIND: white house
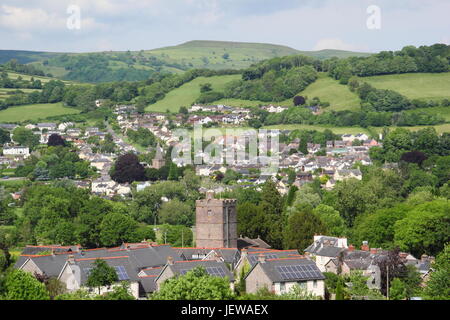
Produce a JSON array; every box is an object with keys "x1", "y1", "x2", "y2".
[{"x1": 2, "y1": 146, "x2": 30, "y2": 158}]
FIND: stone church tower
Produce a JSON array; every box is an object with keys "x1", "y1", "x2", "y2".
[
  {"x1": 195, "y1": 191, "x2": 237, "y2": 248},
  {"x1": 152, "y1": 143, "x2": 166, "y2": 169}
]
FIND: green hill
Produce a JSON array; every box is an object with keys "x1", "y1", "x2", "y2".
[
  {"x1": 361, "y1": 73, "x2": 450, "y2": 101},
  {"x1": 0, "y1": 41, "x2": 372, "y2": 82},
  {"x1": 146, "y1": 74, "x2": 241, "y2": 113},
  {"x1": 0, "y1": 102, "x2": 80, "y2": 122}
]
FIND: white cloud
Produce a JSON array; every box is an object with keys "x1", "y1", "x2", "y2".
[
  {"x1": 0, "y1": 5, "x2": 65, "y2": 31},
  {"x1": 313, "y1": 38, "x2": 369, "y2": 52},
  {"x1": 0, "y1": 4, "x2": 107, "y2": 33}
]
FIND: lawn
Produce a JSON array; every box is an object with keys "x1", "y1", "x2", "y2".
[
  {"x1": 0, "y1": 102, "x2": 80, "y2": 122},
  {"x1": 146, "y1": 74, "x2": 241, "y2": 113},
  {"x1": 362, "y1": 72, "x2": 450, "y2": 101}
]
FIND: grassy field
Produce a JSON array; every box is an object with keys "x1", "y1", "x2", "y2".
[
  {"x1": 0, "y1": 102, "x2": 80, "y2": 122},
  {"x1": 212, "y1": 73, "x2": 362, "y2": 111},
  {"x1": 405, "y1": 106, "x2": 450, "y2": 122},
  {"x1": 7, "y1": 72, "x2": 80, "y2": 85},
  {"x1": 290, "y1": 73, "x2": 361, "y2": 111},
  {"x1": 362, "y1": 73, "x2": 450, "y2": 101},
  {"x1": 370, "y1": 124, "x2": 450, "y2": 135},
  {"x1": 263, "y1": 124, "x2": 371, "y2": 135},
  {"x1": 146, "y1": 74, "x2": 241, "y2": 113},
  {"x1": 0, "y1": 88, "x2": 42, "y2": 101}
]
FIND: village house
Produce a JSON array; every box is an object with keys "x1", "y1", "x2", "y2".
[
  {"x1": 2, "y1": 146, "x2": 30, "y2": 158},
  {"x1": 244, "y1": 255, "x2": 325, "y2": 298},
  {"x1": 155, "y1": 258, "x2": 235, "y2": 292},
  {"x1": 15, "y1": 243, "x2": 186, "y2": 299},
  {"x1": 37, "y1": 123, "x2": 57, "y2": 131}
]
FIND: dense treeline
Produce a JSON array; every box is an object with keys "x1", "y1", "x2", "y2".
[
  {"x1": 327, "y1": 44, "x2": 450, "y2": 83},
  {"x1": 224, "y1": 65, "x2": 318, "y2": 102},
  {"x1": 0, "y1": 59, "x2": 48, "y2": 77}
]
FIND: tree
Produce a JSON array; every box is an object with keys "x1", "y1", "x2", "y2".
[
  {"x1": 237, "y1": 202, "x2": 270, "y2": 240},
  {"x1": 86, "y1": 259, "x2": 118, "y2": 294},
  {"x1": 423, "y1": 243, "x2": 450, "y2": 300},
  {"x1": 335, "y1": 278, "x2": 346, "y2": 300},
  {"x1": 313, "y1": 204, "x2": 347, "y2": 237},
  {"x1": 389, "y1": 278, "x2": 406, "y2": 300},
  {"x1": 12, "y1": 127, "x2": 40, "y2": 150},
  {"x1": 400, "y1": 151, "x2": 427, "y2": 166},
  {"x1": 352, "y1": 204, "x2": 409, "y2": 250},
  {"x1": 284, "y1": 206, "x2": 327, "y2": 252},
  {"x1": 4, "y1": 270, "x2": 50, "y2": 300},
  {"x1": 260, "y1": 180, "x2": 283, "y2": 216},
  {"x1": 47, "y1": 134, "x2": 66, "y2": 147},
  {"x1": 111, "y1": 153, "x2": 146, "y2": 183},
  {"x1": 347, "y1": 271, "x2": 384, "y2": 300},
  {"x1": 97, "y1": 282, "x2": 135, "y2": 300},
  {"x1": 0, "y1": 128, "x2": 10, "y2": 144},
  {"x1": 99, "y1": 212, "x2": 139, "y2": 247},
  {"x1": 393, "y1": 200, "x2": 450, "y2": 257},
  {"x1": 158, "y1": 199, "x2": 194, "y2": 226},
  {"x1": 375, "y1": 248, "x2": 407, "y2": 297},
  {"x1": 151, "y1": 267, "x2": 234, "y2": 300},
  {"x1": 200, "y1": 83, "x2": 212, "y2": 93},
  {"x1": 293, "y1": 95, "x2": 306, "y2": 106}
]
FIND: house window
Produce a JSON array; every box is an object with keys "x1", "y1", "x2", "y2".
[
  {"x1": 280, "y1": 282, "x2": 286, "y2": 294},
  {"x1": 313, "y1": 280, "x2": 317, "y2": 288},
  {"x1": 298, "y1": 281, "x2": 307, "y2": 289}
]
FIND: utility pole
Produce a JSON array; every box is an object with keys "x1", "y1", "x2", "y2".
[{"x1": 386, "y1": 265, "x2": 390, "y2": 300}]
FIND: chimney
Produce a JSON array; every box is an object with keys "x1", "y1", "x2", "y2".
[
  {"x1": 167, "y1": 256, "x2": 174, "y2": 265},
  {"x1": 258, "y1": 254, "x2": 266, "y2": 264},
  {"x1": 361, "y1": 241, "x2": 369, "y2": 251},
  {"x1": 215, "y1": 253, "x2": 223, "y2": 262},
  {"x1": 51, "y1": 248, "x2": 55, "y2": 256},
  {"x1": 421, "y1": 254, "x2": 429, "y2": 262},
  {"x1": 68, "y1": 255, "x2": 75, "y2": 265},
  {"x1": 348, "y1": 244, "x2": 355, "y2": 252},
  {"x1": 370, "y1": 248, "x2": 377, "y2": 255}
]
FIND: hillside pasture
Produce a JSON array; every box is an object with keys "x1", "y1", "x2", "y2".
[
  {"x1": 361, "y1": 73, "x2": 450, "y2": 101},
  {"x1": 146, "y1": 74, "x2": 241, "y2": 113},
  {"x1": 0, "y1": 102, "x2": 80, "y2": 122}
]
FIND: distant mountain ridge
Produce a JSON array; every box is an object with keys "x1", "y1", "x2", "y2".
[{"x1": 0, "y1": 40, "x2": 373, "y2": 82}]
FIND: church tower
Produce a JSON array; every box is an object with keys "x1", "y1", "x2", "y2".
[
  {"x1": 152, "y1": 143, "x2": 166, "y2": 169},
  {"x1": 195, "y1": 191, "x2": 237, "y2": 248}
]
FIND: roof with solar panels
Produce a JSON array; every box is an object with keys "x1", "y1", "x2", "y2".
[
  {"x1": 245, "y1": 250, "x2": 302, "y2": 267},
  {"x1": 156, "y1": 259, "x2": 235, "y2": 282},
  {"x1": 246, "y1": 256, "x2": 325, "y2": 283}
]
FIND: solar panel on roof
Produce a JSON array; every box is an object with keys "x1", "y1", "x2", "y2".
[
  {"x1": 276, "y1": 264, "x2": 321, "y2": 281},
  {"x1": 114, "y1": 266, "x2": 130, "y2": 280},
  {"x1": 206, "y1": 267, "x2": 227, "y2": 277}
]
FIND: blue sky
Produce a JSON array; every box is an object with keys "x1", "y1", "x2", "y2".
[{"x1": 0, "y1": 0, "x2": 448, "y2": 53}]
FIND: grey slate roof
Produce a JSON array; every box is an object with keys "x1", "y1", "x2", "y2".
[
  {"x1": 245, "y1": 250, "x2": 301, "y2": 267},
  {"x1": 305, "y1": 236, "x2": 346, "y2": 258},
  {"x1": 163, "y1": 260, "x2": 235, "y2": 282}
]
